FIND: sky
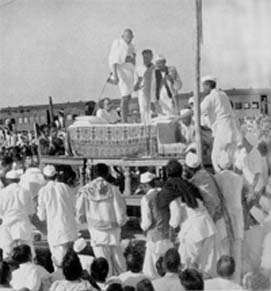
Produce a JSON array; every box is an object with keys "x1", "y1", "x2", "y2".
[{"x1": 0, "y1": 0, "x2": 270, "y2": 107}]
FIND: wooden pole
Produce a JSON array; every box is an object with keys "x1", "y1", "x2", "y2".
[
  {"x1": 194, "y1": 0, "x2": 203, "y2": 164},
  {"x1": 49, "y1": 96, "x2": 54, "y2": 124}
]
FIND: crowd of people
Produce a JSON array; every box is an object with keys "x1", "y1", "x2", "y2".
[{"x1": 0, "y1": 146, "x2": 270, "y2": 290}]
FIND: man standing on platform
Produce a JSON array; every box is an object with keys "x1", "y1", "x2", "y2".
[
  {"x1": 134, "y1": 49, "x2": 156, "y2": 124},
  {"x1": 154, "y1": 55, "x2": 182, "y2": 116},
  {"x1": 109, "y1": 28, "x2": 136, "y2": 123}
]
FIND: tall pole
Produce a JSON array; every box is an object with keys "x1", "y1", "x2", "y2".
[
  {"x1": 49, "y1": 96, "x2": 54, "y2": 124},
  {"x1": 194, "y1": 0, "x2": 203, "y2": 164}
]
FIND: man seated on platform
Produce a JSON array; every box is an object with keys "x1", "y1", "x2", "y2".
[
  {"x1": 96, "y1": 98, "x2": 121, "y2": 124},
  {"x1": 178, "y1": 108, "x2": 195, "y2": 144}
]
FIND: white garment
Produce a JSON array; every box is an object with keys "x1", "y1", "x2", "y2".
[
  {"x1": 0, "y1": 183, "x2": 34, "y2": 257},
  {"x1": 109, "y1": 38, "x2": 135, "y2": 96},
  {"x1": 152, "y1": 272, "x2": 185, "y2": 291},
  {"x1": 11, "y1": 262, "x2": 50, "y2": 291},
  {"x1": 205, "y1": 277, "x2": 244, "y2": 290},
  {"x1": 78, "y1": 254, "x2": 95, "y2": 273},
  {"x1": 170, "y1": 198, "x2": 216, "y2": 275},
  {"x1": 37, "y1": 181, "x2": 77, "y2": 248},
  {"x1": 117, "y1": 271, "x2": 147, "y2": 288},
  {"x1": 179, "y1": 122, "x2": 195, "y2": 144},
  {"x1": 49, "y1": 279, "x2": 94, "y2": 291},
  {"x1": 96, "y1": 109, "x2": 120, "y2": 124},
  {"x1": 245, "y1": 147, "x2": 268, "y2": 192},
  {"x1": 201, "y1": 89, "x2": 239, "y2": 172},
  {"x1": 136, "y1": 64, "x2": 156, "y2": 124},
  {"x1": 215, "y1": 170, "x2": 244, "y2": 239}
]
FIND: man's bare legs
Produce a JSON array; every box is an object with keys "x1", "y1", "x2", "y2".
[{"x1": 120, "y1": 95, "x2": 131, "y2": 123}]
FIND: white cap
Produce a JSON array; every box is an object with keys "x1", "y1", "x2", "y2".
[
  {"x1": 5, "y1": 170, "x2": 21, "y2": 180},
  {"x1": 185, "y1": 142, "x2": 197, "y2": 154},
  {"x1": 73, "y1": 238, "x2": 87, "y2": 253},
  {"x1": 188, "y1": 97, "x2": 194, "y2": 105},
  {"x1": 154, "y1": 54, "x2": 166, "y2": 62},
  {"x1": 43, "y1": 165, "x2": 57, "y2": 177},
  {"x1": 180, "y1": 108, "x2": 193, "y2": 116},
  {"x1": 201, "y1": 75, "x2": 217, "y2": 83},
  {"x1": 185, "y1": 152, "x2": 201, "y2": 168},
  {"x1": 218, "y1": 151, "x2": 232, "y2": 170},
  {"x1": 140, "y1": 172, "x2": 156, "y2": 184}
]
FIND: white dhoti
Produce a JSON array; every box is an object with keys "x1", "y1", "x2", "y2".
[
  {"x1": 143, "y1": 239, "x2": 173, "y2": 280},
  {"x1": 117, "y1": 63, "x2": 135, "y2": 97},
  {"x1": 159, "y1": 87, "x2": 175, "y2": 116},
  {"x1": 92, "y1": 244, "x2": 126, "y2": 277},
  {"x1": 138, "y1": 91, "x2": 151, "y2": 125}
]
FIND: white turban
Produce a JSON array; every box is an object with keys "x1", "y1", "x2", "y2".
[
  {"x1": 43, "y1": 165, "x2": 57, "y2": 177},
  {"x1": 73, "y1": 238, "x2": 87, "y2": 253},
  {"x1": 140, "y1": 172, "x2": 156, "y2": 184},
  {"x1": 185, "y1": 152, "x2": 201, "y2": 168},
  {"x1": 5, "y1": 170, "x2": 21, "y2": 180}
]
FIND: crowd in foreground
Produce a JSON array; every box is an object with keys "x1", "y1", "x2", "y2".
[{"x1": 0, "y1": 146, "x2": 271, "y2": 291}]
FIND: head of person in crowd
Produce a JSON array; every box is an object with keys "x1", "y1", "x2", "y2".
[
  {"x1": 73, "y1": 238, "x2": 87, "y2": 255},
  {"x1": 257, "y1": 140, "x2": 268, "y2": 157},
  {"x1": 180, "y1": 108, "x2": 193, "y2": 127},
  {"x1": 102, "y1": 98, "x2": 113, "y2": 112},
  {"x1": 140, "y1": 171, "x2": 156, "y2": 194},
  {"x1": 11, "y1": 244, "x2": 32, "y2": 265},
  {"x1": 164, "y1": 248, "x2": 181, "y2": 274},
  {"x1": 107, "y1": 283, "x2": 124, "y2": 291},
  {"x1": 40, "y1": 124, "x2": 50, "y2": 138},
  {"x1": 216, "y1": 255, "x2": 236, "y2": 280},
  {"x1": 126, "y1": 250, "x2": 143, "y2": 274},
  {"x1": 184, "y1": 151, "x2": 201, "y2": 180},
  {"x1": 242, "y1": 271, "x2": 270, "y2": 291},
  {"x1": 50, "y1": 123, "x2": 58, "y2": 139},
  {"x1": 62, "y1": 249, "x2": 83, "y2": 282},
  {"x1": 94, "y1": 163, "x2": 109, "y2": 180},
  {"x1": 136, "y1": 279, "x2": 155, "y2": 291},
  {"x1": 142, "y1": 49, "x2": 153, "y2": 67},
  {"x1": 166, "y1": 159, "x2": 183, "y2": 179},
  {"x1": 155, "y1": 55, "x2": 167, "y2": 71},
  {"x1": 122, "y1": 28, "x2": 134, "y2": 45},
  {"x1": 91, "y1": 257, "x2": 109, "y2": 284},
  {"x1": 179, "y1": 269, "x2": 204, "y2": 291},
  {"x1": 202, "y1": 75, "x2": 217, "y2": 95},
  {"x1": 123, "y1": 286, "x2": 135, "y2": 291},
  {"x1": 5, "y1": 170, "x2": 21, "y2": 185},
  {"x1": 156, "y1": 256, "x2": 166, "y2": 277},
  {"x1": 43, "y1": 165, "x2": 57, "y2": 181},
  {"x1": 188, "y1": 97, "x2": 194, "y2": 109},
  {"x1": 0, "y1": 156, "x2": 13, "y2": 184},
  {"x1": 218, "y1": 150, "x2": 233, "y2": 172},
  {"x1": 0, "y1": 261, "x2": 12, "y2": 288},
  {"x1": 56, "y1": 165, "x2": 76, "y2": 186}
]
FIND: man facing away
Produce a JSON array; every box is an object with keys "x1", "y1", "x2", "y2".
[
  {"x1": 200, "y1": 76, "x2": 240, "y2": 173},
  {"x1": 205, "y1": 256, "x2": 243, "y2": 290},
  {"x1": 134, "y1": 49, "x2": 156, "y2": 124},
  {"x1": 109, "y1": 28, "x2": 136, "y2": 123},
  {"x1": 0, "y1": 170, "x2": 35, "y2": 258},
  {"x1": 37, "y1": 165, "x2": 77, "y2": 263},
  {"x1": 154, "y1": 55, "x2": 182, "y2": 116},
  {"x1": 178, "y1": 108, "x2": 195, "y2": 144},
  {"x1": 140, "y1": 171, "x2": 173, "y2": 279},
  {"x1": 76, "y1": 163, "x2": 127, "y2": 277},
  {"x1": 96, "y1": 98, "x2": 121, "y2": 124},
  {"x1": 152, "y1": 248, "x2": 184, "y2": 291}
]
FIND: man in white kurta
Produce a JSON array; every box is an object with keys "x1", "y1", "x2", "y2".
[
  {"x1": 0, "y1": 170, "x2": 34, "y2": 258},
  {"x1": 140, "y1": 172, "x2": 173, "y2": 279},
  {"x1": 76, "y1": 163, "x2": 127, "y2": 277},
  {"x1": 134, "y1": 49, "x2": 156, "y2": 124},
  {"x1": 179, "y1": 109, "x2": 195, "y2": 144},
  {"x1": 109, "y1": 29, "x2": 136, "y2": 123},
  {"x1": 215, "y1": 152, "x2": 244, "y2": 283},
  {"x1": 37, "y1": 165, "x2": 77, "y2": 261},
  {"x1": 201, "y1": 76, "x2": 240, "y2": 173},
  {"x1": 154, "y1": 55, "x2": 182, "y2": 116}
]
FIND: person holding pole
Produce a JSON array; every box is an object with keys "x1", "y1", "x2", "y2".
[
  {"x1": 108, "y1": 29, "x2": 136, "y2": 123},
  {"x1": 200, "y1": 76, "x2": 240, "y2": 173}
]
